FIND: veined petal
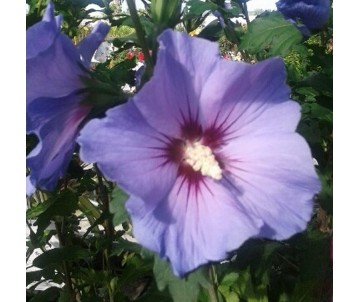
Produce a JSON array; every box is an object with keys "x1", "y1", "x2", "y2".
[
  {"x1": 221, "y1": 133, "x2": 321, "y2": 240},
  {"x1": 27, "y1": 93, "x2": 91, "y2": 192},
  {"x1": 158, "y1": 30, "x2": 220, "y2": 96},
  {"x1": 77, "y1": 21, "x2": 110, "y2": 68},
  {"x1": 132, "y1": 30, "x2": 220, "y2": 138},
  {"x1": 126, "y1": 177, "x2": 263, "y2": 276},
  {"x1": 78, "y1": 101, "x2": 178, "y2": 203},
  {"x1": 199, "y1": 57, "x2": 297, "y2": 140},
  {"x1": 27, "y1": 33, "x2": 85, "y2": 105}
]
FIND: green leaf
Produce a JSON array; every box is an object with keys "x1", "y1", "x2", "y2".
[
  {"x1": 295, "y1": 87, "x2": 319, "y2": 102},
  {"x1": 110, "y1": 57, "x2": 137, "y2": 85},
  {"x1": 318, "y1": 171, "x2": 333, "y2": 214},
  {"x1": 78, "y1": 196, "x2": 101, "y2": 220},
  {"x1": 185, "y1": 0, "x2": 218, "y2": 18},
  {"x1": 27, "y1": 200, "x2": 53, "y2": 219},
  {"x1": 240, "y1": 12, "x2": 304, "y2": 57},
  {"x1": 113, "y1": 33, "x2": 139, "y2": 48},
  {"x1": 58, "y1": 289, "x2": 72, "y2": 302},
  {"x1": 220, "y1": 272, "x2": 240, "y2": 288},
  {"x1": 32, "y1": 190, "x2": 79, "y2": 234},
  {"x1": 198, "y1": 20, "x2": 224, "y2": 41},
  {"x1": 29, "y1": 287, "x2": 60, "y2": 302},
  {"x1": 218, "y1": 272, "x2": 240, "y2": 302},
  {"x1": 302, "y1": 103, "x2": 332, "y2": 123},
  {"x1": 111, "y1": 238, "x2": 142, "y2": 256},
  {"x1": 289, "y1": 230, "x2": 332, "y2": 301},
  {"x1": 153, "y1": 256, "x2": 209, "y2": 302},
  {"x1": 26, "y1": 267, "x2": 56, "y2": 286},
  {"x1": 110, "y1": 187, "x2": 129, "y2": 226},
  {"x1": 32, "y1": 246, "x2": 91, "y2": 269},
  {"x1": 298, "y1": 72, "x2": 333, "y2": 97}
]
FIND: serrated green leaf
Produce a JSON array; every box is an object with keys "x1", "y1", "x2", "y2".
[
  {"x1": 240, "y1": 12, "x2": 304, "y2": 57},
  {"x1": 110, "y1": 187, "x2": 129, "y2": 226},
  {"x1": 296, "y1": 87, "x2": 319, "y2": 102}
]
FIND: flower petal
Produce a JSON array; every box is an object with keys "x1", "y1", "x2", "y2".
[
  {"x1": 132, "y1": 30, "x2": 220, "y2": 137},
  {"x1": 276, "y1": 0, "x2": 330, "y2": 31},
  {"x1": 26, "y1": 2, "x2": 62, "y2": 60},
  {"x1": 27, "y1": 93, "x2": 91, "y2": 192},
  {"x1": 27, "y1": 32, "x2": 85, "y2": 105},
  {"x1": 221, "y1": 133, "x2": 321, "y2": 240},
  {"x1": 77, "y1": 21, "x2": 110, "y2": 68},
  {"x1": 199, "y1": 57, "x2": 298, "y2": 140},
  {"x1": 78, "y1": 101, "x2": 178, "y2": 203},
  {"x1": 126, "y1": 177, "x2": 263, "y2": 276}
]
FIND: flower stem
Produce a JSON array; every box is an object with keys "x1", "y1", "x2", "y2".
[
  {"x1": 208, "y1": 265, "x2": 219, "y2": 302},
  {"x1": 55, "y1": 220, "x2": 77, "y2": 302},
  {"x1": 95, "y1": 165, "x2": 114, "y2": 241},
  {"x1": 240, "y1": 1, "x2": 250, "y2": 26}
]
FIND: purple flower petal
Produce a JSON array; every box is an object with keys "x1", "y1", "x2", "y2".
[
  {"x1": 27, "y1": 93, "x2": 91, "y2": 191},
  {"x1": 26, "y1": 2, "x2": 110, "y2": 193},
  {"x1": 132, "y1": 30, "x2": 219, "y2": 137},
  {"x1": 198, "y1": 58, "x2": 299, "y2": 137},
  {"x1": 78, "y1": 101, "x2": 178, "y2": 203},
  {"x1": 26, "y1": 2, "x2": 62, "y2": 60},
  {"x1": 276, "y1": 0, "x2": 330, "y2": 32},
  {"x1": 126, "y1": 177, "x2": 263, "y2": 276},
  {"x1": 27, "y1": 33, "x2": 85, "y2": 105},
  {"x1": 27, "y1": 4, "x2": 109, "y2": 105},
  {"x1": 78, "y1": 21, "x2": 110, "y2": 68},
  {"x1": 221, "y1": 133, "x2": 321, "y2": 240}
]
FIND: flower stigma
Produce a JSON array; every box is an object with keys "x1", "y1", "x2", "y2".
[{"x1": 183, "y1": 141, "x2": 222, "y2": 180}]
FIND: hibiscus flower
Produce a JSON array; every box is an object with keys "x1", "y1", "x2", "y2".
[{"x1": 78, "y1": 29, "x2": 321, "y2": 276}]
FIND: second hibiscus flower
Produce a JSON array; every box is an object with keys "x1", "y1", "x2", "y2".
[{"x1": 78, "y1": 29, "x2": 321, "y2": 277}]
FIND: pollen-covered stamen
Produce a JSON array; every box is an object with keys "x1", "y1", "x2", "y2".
[{"x1": 183, "y1": 141, "x2": 222, "y2": 180}]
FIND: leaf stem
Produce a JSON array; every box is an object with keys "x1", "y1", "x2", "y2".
[
  {"x1": 208, "y1": 265, "x2": 219, "y2": 302},
  {"x1": 95, "y1": 165, "x2": 114, "y2": 241}
]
